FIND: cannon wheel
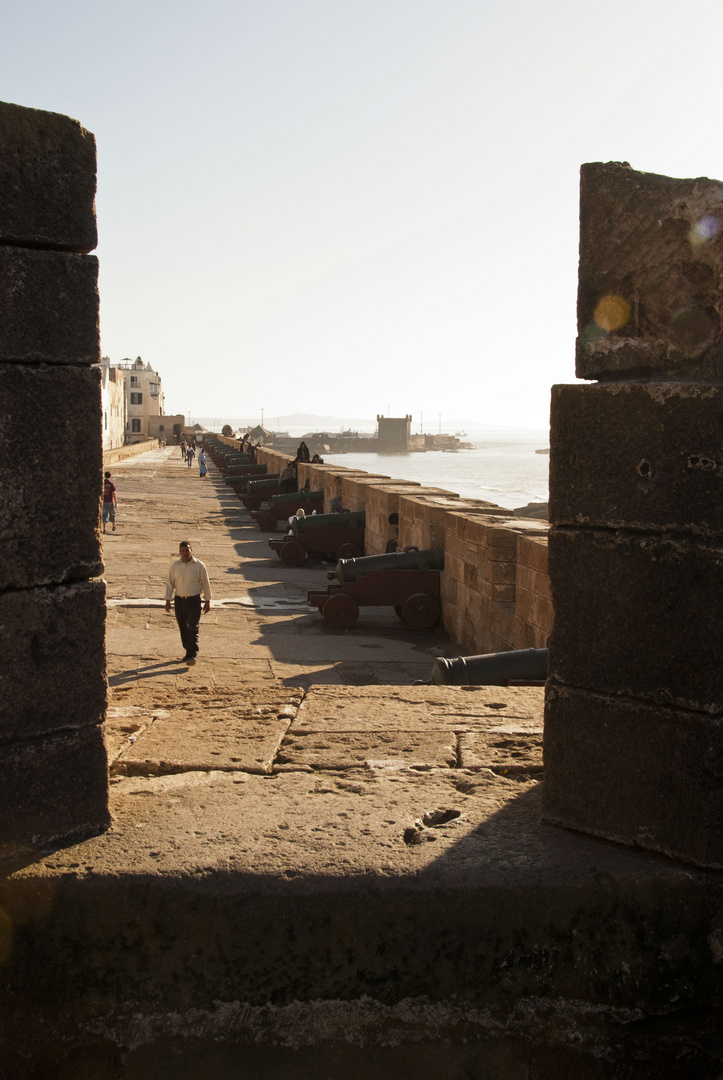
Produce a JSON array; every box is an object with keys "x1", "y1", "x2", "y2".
[
  {"x1": 401, "y1": 593, "x2": 440, "y2": 630},
  {"x1": 280, "y1": 540, "x2": 306, "y2": 567},
  {"x1": 323, "y1": 593, "x2": 360, "y2": 630},
  {"x1": 244, "y1": 494, "x2": 262, "y2": 511},
  {"x1": 336, "y1": 542, "x2": 362, "y2": 559},
  {"x1": 256, "y1": 510, "x2": 278, "y2": 531}
]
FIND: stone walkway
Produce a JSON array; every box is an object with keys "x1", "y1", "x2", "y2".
[{"x1": 103, "y1": 445, "x2": 545, "y2": 788}]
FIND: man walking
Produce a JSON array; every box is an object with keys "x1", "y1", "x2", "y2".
[{"x1": 165, "y1": 541, "x2": 211, "y2": 665}]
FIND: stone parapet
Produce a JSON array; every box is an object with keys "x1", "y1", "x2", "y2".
[
  {"x1": 576, "y1": 161, "x2": 723, "y2": 382},
  {"x1": 550, "y1": 382, "x2": 723, "y2": 536},
  {"x1": 0, "y1": 363, "x2": 103, "y2": 588},
  {"x1": 0, "y1": 247, "x2": 99, "y2": 364},
  {"x1": 0, "y1": 101, "x2": 97, "y2": 252},
  {"x1": 0, "y1": 100, "x2": 108, "y2": 868},
  {"x1": 544, "y1": 160, "x2": 723, "y2": 868}
]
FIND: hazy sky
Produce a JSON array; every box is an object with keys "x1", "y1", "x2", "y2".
[{"x1": 4, "y1": 0, "x2": 723, "y2": 427}]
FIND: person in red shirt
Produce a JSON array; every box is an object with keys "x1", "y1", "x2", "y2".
[{"x1": 102, "y1": 471, "x2": 117, "y2": 534}]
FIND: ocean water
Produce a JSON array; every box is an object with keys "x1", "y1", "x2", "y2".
[{"x1": 322, "y1": 428, "x2": 550, "y2": 511}]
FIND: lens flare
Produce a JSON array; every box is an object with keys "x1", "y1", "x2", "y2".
[
  {"x1": 593, "y1": 295, "x2": 630, "y2": 332},
  {"x1": 689, "y1": 214, "x2": 720, "y2": 246}
]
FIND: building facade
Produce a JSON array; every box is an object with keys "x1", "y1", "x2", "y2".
[{"x1": 97, "y1": 356, "x2": 176, "y2": 448}]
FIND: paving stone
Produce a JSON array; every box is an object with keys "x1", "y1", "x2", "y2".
[
  {"x1": 550, "y1": 382, "x2": 723, "y2": 535},
  {"x1": 458, "y1": 731, "x2": 543, "y2": 771},
  {"x1": 543, "y1": 682, "x2": 723, "y2": 868},
  {"x1": 0, "y1": 364, "x2": 103, "y2": 588},
  {"x1": 113, "y1": 693, "x2": 302, "y2": 776},
  {"x1": 548, "y1": 527, "x2": 723, "y2": 714},
  {"x1": 0, "y1": 247, "x2": 99, "y2": 364},
  {"x1": 294, "y1": 684, "x2": 544, "y2": 732},
  {"x1": 276, "y1": 730, "x2": 458, "y2": 770},
  {"x1": 0, "y1": 580, "x2": 107, "y2": 743},
  {"x1": 0, "y1": 725, "x2": 109, "y2": 872},
  {"x1": 0, "y1": 100, "x2": 97, "y2": 251},
  {"x1": 576, "y1": 161, "x2": 723, "y2": 381}
]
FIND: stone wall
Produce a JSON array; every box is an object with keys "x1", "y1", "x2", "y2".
[
  {"x1": 543, "y1": 162, "x2": 723, "y2": 868},
  {"x1": 0, "y1": 102, "x2": 109, "y2": 871},
  {"x1": 248, "y1": 443, "x2": 552, "y2": 656},
  {"x1": 104, "y1": 438, "x2": 160, "y2": 466}
]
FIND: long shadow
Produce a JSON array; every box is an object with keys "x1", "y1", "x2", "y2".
[{"x1": 109, "y1": 660, "x2": 188, "y2": 686}]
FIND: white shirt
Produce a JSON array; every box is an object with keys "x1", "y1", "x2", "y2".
[{"x1": 165, "y1": 556, "x2": 212, "y2": 601}]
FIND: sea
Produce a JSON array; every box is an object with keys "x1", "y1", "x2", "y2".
[{"x1": 319, "y1": 428, "x2": 550, "y2": 511}]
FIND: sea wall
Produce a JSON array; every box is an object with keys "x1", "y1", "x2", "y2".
[{"x1": 222, "y1": 439, "x2": 553, "y2": 655}]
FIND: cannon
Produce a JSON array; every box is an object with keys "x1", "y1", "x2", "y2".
[
  {"x1": 307, "y1": 547, "x2": 443, "y2": 630},
  {"x1": 242, "y1": 475, "x2": 286, "y2": 510},
  {"x1": 269, "y1": 512, "x2": 366, "y2": 566},
  {"x1": 230, "y1": 471, "x2": 278, "y2": 497},
  {"x1": 427, "y1": 647, "x2": 548, "y2": 686},
  {"x1": 253, "y1": 490, "x2": 324, "y2": 531},
  {"x1": 224, "y1": 463, "x2": 268, "y2": 485}
]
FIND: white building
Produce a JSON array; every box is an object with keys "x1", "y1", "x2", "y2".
[{"x1": 97, "y1": 355, "x2": 178, "y2": 448}]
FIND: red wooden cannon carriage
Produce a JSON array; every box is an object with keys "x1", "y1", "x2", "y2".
[
  {"x1": 269, "y1": 512, "x2": 365, "y2": 566},
  {"x1": 307, "y1": 548, "x2": 444, "y2": 630}
]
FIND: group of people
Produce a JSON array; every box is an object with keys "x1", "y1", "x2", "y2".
[{"x1": 180, "y1": 439, "x2": 208, "y2": 477}]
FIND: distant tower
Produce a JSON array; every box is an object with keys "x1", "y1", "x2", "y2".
[{"x1": 376, "y1": 414, "x2": 412, "y2": 452}]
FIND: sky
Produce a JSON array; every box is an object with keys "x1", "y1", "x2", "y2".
[{"x1": 3, "y1": 0, "x2": 723, "y2": 428}]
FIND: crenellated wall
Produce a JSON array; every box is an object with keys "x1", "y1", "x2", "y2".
[{"x1": 234, "y1": 441, "x2": 552, "y2": 655}]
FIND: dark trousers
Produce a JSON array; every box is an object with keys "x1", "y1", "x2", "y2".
[{"x1": 174, "y1": 594, "x2": 202, "y2": 657}]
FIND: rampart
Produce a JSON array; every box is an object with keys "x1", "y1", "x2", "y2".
[
  {"x1": 103, "y1": 437, "x2": 161, "y2": 466},
  {"x1": 218, "y1": 436, "x2": 552, "y2": 655},
  {"x1": 0, "y1": 101, "x2": 109, "y2": 871}
]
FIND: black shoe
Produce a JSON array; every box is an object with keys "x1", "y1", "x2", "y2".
[{"x1": 185, "y1": 655, "x2": 196, "y2": 665}]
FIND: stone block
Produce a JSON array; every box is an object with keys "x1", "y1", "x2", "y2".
[
  {"x1": 576, "y1": 161, "x2": 723, "y2": 382},
  {"x1": 517, "y1": 535, "x2": 549, "y2": 574},
  {"x1": 0, "y1": 580, "x2": 107, "y2": 743},
  {"x1": 516, "y1": 563, "x2": 551, "y2": 601},
  {"x1": 548, "y1": 528, "x2": 722, "y2": 714},
  {"x1": 550, "y1": 382, "x2": 723, "y2": 535},
  {"x1": 0, "y1": 101, "x2": 97, "y2": 252},
  {"x1": 0, "y1": 725, "x2": 109, "y2": 870},
  {"x1": 0, "y1": 364, "x2": 103, "y2": 588},
  {"x1": 543, "y1": 683, "x2": 723, "y2": 867},
  {"x1": 0, "y1": 247, "x2": 99, "y2": 364}
]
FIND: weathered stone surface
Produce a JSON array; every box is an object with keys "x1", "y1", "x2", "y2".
[
  {"x1": 0, "y1": 581, "x2": 107, "y2": 742},
  {"x1": 0, "y1": 247, "x2": 99, "y2": 363},
  {"x1": 543, "y1": 683, "x2": 723, "y2": 867},
  {"x1": 276, "y1": 730, "x2": 457, "y2": 770},
  {"x1": 550, "y1": 382, "x2": 723, "y2": 535},
  {"x1": 2, "y1": 768, "x2": 722, "y2": 1062},
  {"x1": 112, "y1": 694, "x2": 302, "y2": 776},
  {"x1": 548, "y1": 527, "x2": 722, "y2": 714},
  {"x1": 0, "y1": 100, "x2": 97, "y2": 252},
  {"x1": 293, "y1": 684, "x2": 544, "y2": 732},
  {"x1": 576, "y1": 161, "x2": 723, "y2": 382},
  {"x1": 0, "y1": 364, "x2": 103, "y2": 588},
  {"x1": 458, "y1": 730, "x2": 543, "y2": 771},
  {"x1": 0, "y1": 725, "x2": 109, "y2": 871}
]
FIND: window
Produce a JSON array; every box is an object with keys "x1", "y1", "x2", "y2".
[
  {"x1": 104, "y1": 411, "x2": 108, "y2": 430},
  {"x1": 130, "y1": 375, "x2": 139, "y2": 387},
  {"x1": 149, "y1": 382, "x2": 159, "y2": 396},
  {"x1": 131, "y1": 419, "x2": 142, "y2": 433},
  {"x1": 130, "y1": 392, "x2": 143, "y2": 405}
]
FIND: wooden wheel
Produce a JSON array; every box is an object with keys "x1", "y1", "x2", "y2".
[
  {"x1": 336, "y1": 542, "x2": 362, "y2": 559},
  {"x1": 401, "y1": 593, "x2": 440, "y2": 630},
  {"x1": 280, "y1": 540, "x2": 306, "y2": 567},
  {"x1": 256, "y1": 510, "x2": 278, "y2": 531},
  {"x1": 243, "y1": 494, "x2": 262, "y2": 511},
  {"x1": 322, "y1": 593, "x2": 360, "y2": 629}
]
